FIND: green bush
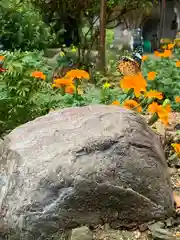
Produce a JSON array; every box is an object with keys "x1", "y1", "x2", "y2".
[
  {"x1": 0, "y1": 50, "x2": 52, "y2": 136},
  {"x1": 0, "y1": 49, "x2": 124, "y2": 136},
  {"x1": 0, "y1": 0, "x2": 53, "y2": 51},
  {"x1": 1, "y1": 47, "x2": 179, "y2": 138},
  {"x1": 142, "y1": 51, "x2": 180, "y2": 111},
  {"x1": 0, "y1": 49, "x2": 94, "y2": 136}
]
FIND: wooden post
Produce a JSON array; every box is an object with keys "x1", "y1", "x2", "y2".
[
  {"x1": 99, "y1": 0, "x2": 106, "y2": 73},
  {"x1": 159, "y1": 0, "x2": 166, "y2": 48}
]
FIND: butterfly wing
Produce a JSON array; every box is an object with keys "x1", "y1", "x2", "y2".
[
  {"x1": 117, "y1": 57, "x2": 140, "y2": 76},
  {"x1": 132, "y1": 46, "x2": 144, "y2": 66},
  {"x1": 117, "y1": 46, "x2": 143, "y2": 76}
]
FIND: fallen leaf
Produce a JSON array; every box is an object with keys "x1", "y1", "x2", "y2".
[
  {"x1": 175, "y1": 181, "x2": 180, "y2": 187},
  {"x1": 173, "y1": 192, "x2": 180, "y2": 210},
  {"x1": 176, "y1": 232, "x2": 180, "y2": 237},
  {"x1": 154, "y1": 121, "x2": 166, "y2": 135}
]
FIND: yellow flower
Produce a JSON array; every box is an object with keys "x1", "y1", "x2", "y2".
[
  {"x1": 31, "y1": 71, "x2": 46, "y2": 80},
  {"x1": 120, "y1": 72, "x2": 147, "y2": 97},
  {"x1": 148, "y1": 102, "x2": 170, "y2": 126},
  {"x1": 172, "y1": 143, "x2": 180, "y2": 155},
  {"x1": 142, "y1": 55, "x2": 148, "y2": 61},
  {"x1": 175, "y1": 96, "x2": 180, "y2": 103},
  {"x1": 65, "y1": 69, "x2": 90, "y2": 80},
  {"x1": 147, "y1": 71, "x2": 156, "y2": 81},
  {"x1": 52, "y1": 83, "x2": 61, "y2": 88},
  {"x1": 176, "y1": 61, "x2": 180, "y2": 67},
  {"x1": 112, "y1": 100, "x2": 120, "y2": 106},
  {"x1": 168, "y1": 43, "x2": 175, "y2": 50},
  {"x1": 59, "y1": 51, "x2": 65, "y2": 57},
  {"x1": 145, "y1": 90, "x2": 163, "y2": 100},
  {"x1": 162, "y1": 45, "x2": 167, "y2": 49},
  {"x1": 71, "y1": 46, "x2": 77, "y2": 52},
  {"x1": 103, "y1": 82, "x2": 111, "y2": 89},
  {"x1": 77, "y1": 88, "x2": 83, "y2": 95},
  {"x1": 123, "y1": 99, "x2": 142, "y2": 112}
]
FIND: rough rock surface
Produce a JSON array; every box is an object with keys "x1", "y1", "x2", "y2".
[
  {"x1": 70, "y1": 226, "x2": 93, "y2": 240},
  {"x1": 0, "y1": 105, "x2": 175, "y2": 238}
]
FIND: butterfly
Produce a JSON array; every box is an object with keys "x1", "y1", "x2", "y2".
[{"x1": 117, "y1": 46, "x2": 144, "y2": 76}]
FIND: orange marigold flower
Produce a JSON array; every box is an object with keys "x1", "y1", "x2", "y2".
[
  {"x1": 145, "y1": 90, "x2": 163, "y2": 100},
  {"x1": 175, "y1": 96, "x2": 180, "y2": 103},
  {"x1": 148, "y1": 102, "x2": 170, "y2": 125},
  {"x1": 65, "y1": 69, "x2": 90, "y2": 80},
  {"x1": 0, "y1": 56, "x2": 5, "y2": 61},
  {"x1": 65, "y1": 84, "x2": 75, "y2": 94},
  {"x1": 52, "y1": 82, "x2": 82, "y2": 95},
  {"x1": 123, "y1": 99, "x2": 142, "y2": 112},
  {"x1": 120, "y1": 72, "x2": 147, "y2": 97},
  {"x1": 168, "y1": 43, "x2": 175, "y2": 50},
  {"x1": 154, "y1": 50, "x2": 172, "y2": 58},
  {"x1": 154, "y1": 51, "x2": 160, "y2": 57},
  {"x1": 112, "y1": 100, "x2": 121, "y2": 106},
  {"x1": 147, "y1": 71, "x2": 156, "y2": 81},
  {"x1": 148, "y1": 102, "x2": 159, "y2": 114},
  {"x1": 142, "y1": 55, "x2": 148, "y2": 61},
  {"x1": 172, "y1": 143, "x2": 180, "y2": 155},
  {"x1": 176, "y1": 61, "x2": 180, "y2": 67},
  {"x1": 31, "y1": 71, "x2": 46, "y2": 80},
  {"x1": 161, "y1": 49, "x2": 172, "y2": 58},
  {"x1": 54, "y1": 77, "x2": 73, "y2": 86},
  {"x1": 165, "y1": 104, "x2": 171, "y2": 112}
]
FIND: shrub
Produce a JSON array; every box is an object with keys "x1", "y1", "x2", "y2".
[
  {"x1": 0, "y1": 0, "x2": 53, "y2": 51},
  {"x1": 0, "y1": 50, "x2": 52, "y2": 135},
  {"x1": 0, "y1": 45, "x2": 179, "y2": 162},
  {"x1": 142, "y1": 48, "x2": 180, "y2": 111}
]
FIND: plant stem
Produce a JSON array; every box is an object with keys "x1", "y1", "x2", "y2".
[{"x1": 148, "y1": 113, "x2": 159, "y2": 126}]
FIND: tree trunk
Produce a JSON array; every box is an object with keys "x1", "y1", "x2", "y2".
[{"x1": 99, "y1": 0, "x2": 106, "y2": 73}]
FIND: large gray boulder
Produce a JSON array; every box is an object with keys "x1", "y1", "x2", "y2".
[{"x1": 0, "y1": 105, "x2": 175, "y2": 239}]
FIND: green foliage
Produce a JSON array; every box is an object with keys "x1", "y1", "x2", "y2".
[
  {"x1": 54, "y1": 47, "x2": 78, "y2": 69},
  {"x1": 0, "y1": 50, "x2": 52, "y2": 136},
  {"x1": 1, "y1": 47, "x2": 179, "y2": 138},
  {"x1": 0, "y1": 49, "x2": 125, "y2": 137},
  {"x1": 0, "y1": 0, "x2": 53, "y2": 51},
  {"x1": 142, "y1": 54, "x2": 180, "y2": 111},
  {"x1": 106, "y1": 30, "x2": 114, "y2": 45},
  {"x1": 32, "y1": 0, "x2": 155, "y2": 49},
  {"x1": 174, "y1": 47, "x2": 180, "y2": 60}
]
